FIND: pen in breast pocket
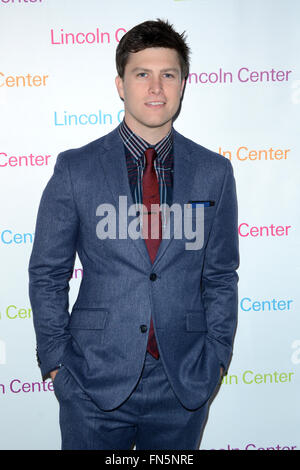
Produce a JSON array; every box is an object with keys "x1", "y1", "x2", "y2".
[{"x1": 187, "y1": 201, "x2": 215, "y2": 208}]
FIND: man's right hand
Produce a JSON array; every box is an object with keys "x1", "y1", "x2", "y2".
[{"x1": 50, "y1": 369, "x2": 59, "y2": 381}]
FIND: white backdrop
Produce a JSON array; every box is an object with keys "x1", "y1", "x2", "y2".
[{"x1": 0, "y1": 0, "x2": 299, "y2": 450}]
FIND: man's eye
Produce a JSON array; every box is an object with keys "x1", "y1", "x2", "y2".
[
  {"x1": 137, "y1": 73, "x2": 148, "y2": 77},
  {"x1": 164, "y1": 73, "x2": 174, "y2": 78}
]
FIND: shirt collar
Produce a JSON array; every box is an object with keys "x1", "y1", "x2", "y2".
[{"x1": 118, "y1": 119, "x2": 173, "y2": 165}]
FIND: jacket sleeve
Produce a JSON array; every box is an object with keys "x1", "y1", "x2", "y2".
[
  {"x1": 28, "y1": 152, "x2": 79, "y2": 380},
  {"x1": 202, "y1": 158, "x2": 239, "y2": 374}
]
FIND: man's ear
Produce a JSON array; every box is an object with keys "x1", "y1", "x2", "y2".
[{"x1": 115, "y1": 75, "x2": 124, "y2": 101}]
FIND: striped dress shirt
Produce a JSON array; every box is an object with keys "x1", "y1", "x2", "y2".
[{"x1": 118, "y1": 119, "x2": 174, "y2": 228}]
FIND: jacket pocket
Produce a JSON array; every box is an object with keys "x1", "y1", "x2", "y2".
[
  {"x1": 69, "y1": 308, "x2": 109, "y2": 330},
  {"x1": 185, "y1": 310, "x2": 207, "y2": 332}
]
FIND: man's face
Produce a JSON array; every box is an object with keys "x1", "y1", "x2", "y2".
[{"x1": 115, "y1": 47, "x2": 185, "y2": 139}]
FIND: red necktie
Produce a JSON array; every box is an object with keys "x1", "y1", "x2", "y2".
[{"x1": 142, "y1": 148, "x2": 161, "y2": 359}]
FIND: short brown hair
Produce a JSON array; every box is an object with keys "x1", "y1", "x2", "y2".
[{"x1": 116, "y1": 19, "x2": 190, "y2": 80}]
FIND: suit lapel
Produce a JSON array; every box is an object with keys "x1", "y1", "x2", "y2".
[
  {"x1": 97, "y1": 127, "x2": 197, "y2": 269},
  {"x1": 151, "y1": 130, "x2": 196, "y2": 268},
  {"x1": 98, "y1": 128, "x2": 152, "y2": 266}
]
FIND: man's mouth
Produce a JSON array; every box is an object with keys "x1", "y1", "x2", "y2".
[{"x1": 145, "y1": 101, "x2": 166, "y2": 107}]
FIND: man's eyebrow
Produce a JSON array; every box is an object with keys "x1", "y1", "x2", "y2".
[
  {"x1": 161, "y1": 68, "x2": 180, "y2": 73},
  {"x1": 131, "y1": 67, "x2": 151, "y2": 73},
  {"x1": 130, "y1": 67, "x2": 180, "y2": 73}
]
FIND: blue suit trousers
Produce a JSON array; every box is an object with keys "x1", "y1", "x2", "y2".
[{"x1": 53, "y1": 352, "x2": 209, "y2": 450}]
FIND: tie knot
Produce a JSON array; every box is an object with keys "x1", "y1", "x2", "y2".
[{"x1": 144, "y1": 148, "x2": 157, "y2": 168}]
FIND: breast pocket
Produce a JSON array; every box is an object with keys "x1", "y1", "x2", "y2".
[{"x1": 183, "y1": 204, "x2": 216, "y2": 251}]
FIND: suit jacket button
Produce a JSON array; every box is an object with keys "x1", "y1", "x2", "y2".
[
  {"x1": 149, "y1": 273, "x2": 157, "y2": 281},
  {"x1": 140, "y1": 325, "x2": 148, "y2": 333}
]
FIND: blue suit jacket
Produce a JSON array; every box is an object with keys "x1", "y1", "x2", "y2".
[{"x1": 28, "y1": 127, "x2": 239, "y2": 411}]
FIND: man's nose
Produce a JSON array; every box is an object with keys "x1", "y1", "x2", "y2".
[{"x1": 148, "y1": 76, "x2": 163, "y2": 94}]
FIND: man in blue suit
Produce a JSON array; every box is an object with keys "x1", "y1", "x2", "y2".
[{"x1": 29, "y1": 19, "x2": 239, "y2": 450}]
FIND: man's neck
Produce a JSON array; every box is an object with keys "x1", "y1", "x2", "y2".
[{"x1": 124, "y1": 118, "x2": 172, "y2": 145}]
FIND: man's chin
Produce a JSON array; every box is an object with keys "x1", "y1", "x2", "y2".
[{"x1": 137, "y1": 117, "x2": 173, "y2": 130}]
